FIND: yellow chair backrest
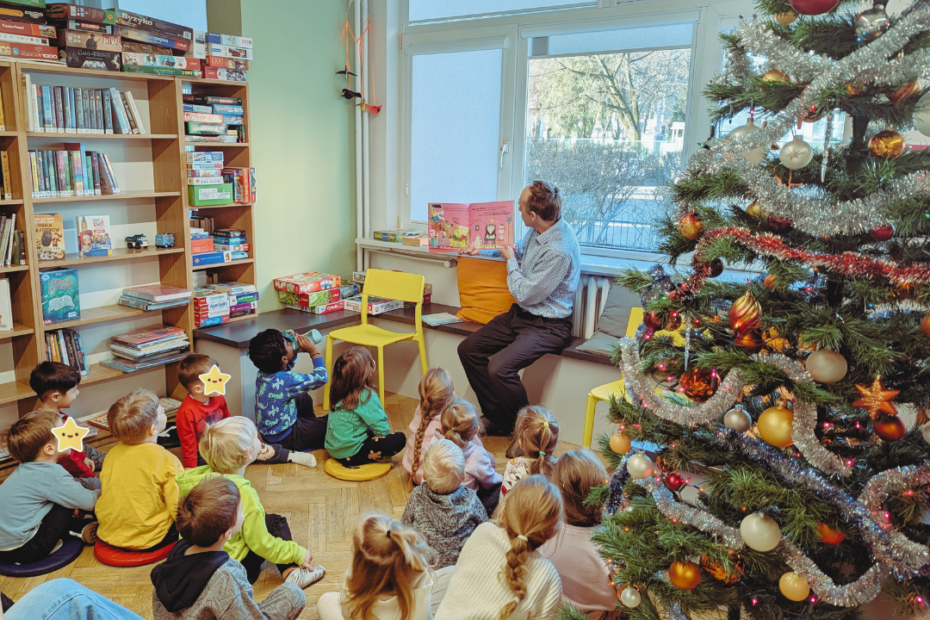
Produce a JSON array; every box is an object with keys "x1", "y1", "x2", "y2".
[
  {"x1": 362, "y1": 269, "x2": 425, "y2": 303},
  {"x1": 626, "y1": 307, "x2": 644, "y2": 337}
]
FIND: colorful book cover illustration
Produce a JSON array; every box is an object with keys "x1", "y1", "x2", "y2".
[
  {"x1": 426, "y1": 201, "x2": 514, "y2": 252},
  {"x1": 34, "y1": 212, "x2": 65, "y2": 261},
  {"x1": 76, "y1": 214, "x2": 111, "y2": 257},
  {"x1": 40, "y1": 267, "x2": 80, "y2": 325}
]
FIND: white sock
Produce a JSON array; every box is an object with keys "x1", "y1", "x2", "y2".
[{"x1": 288, "y1": 452, "x2": 317, "y2": 468}]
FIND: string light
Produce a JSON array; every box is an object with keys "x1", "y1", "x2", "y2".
[{"x1": 751, "y1": 598, "x2": 759, "y2": 606}]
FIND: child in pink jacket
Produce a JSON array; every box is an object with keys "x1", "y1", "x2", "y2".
[{"x1": 439, "y1": 399, "x2": 501, "y2": 513}]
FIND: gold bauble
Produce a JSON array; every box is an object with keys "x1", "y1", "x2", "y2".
[
  {"x1": 678, "y1": 213, "x2": 704, "y2": 240},
  {"x1": 869, "y1": 129, "x2": 905, "y2": 159},
  {"x1": 759, "y1": 405, "x2": 795, "y2": 447},
  {"x1": 806, "y1": 349, "x2": 848, "y2": 384},
  {"x1": 779, "y1": 572, "x2": 811, "y2": 602},
  {"x1": 775, "y1": 10, "x2": 798, "y2": 24},
  {"x1": 761, "y1": 69, "x2": 791, "y2": 84},
  {"x1": 887, "y1": 79, "x2": 921, "y2": 107},
  {"x1": 922, "y1": 313, "x2": 930, "y2": 340},
  {"x1": 745, "y1": 200, "x2": 765, "y2": 219},
  {"x1": 729, "y1": 291, "x2": 762, "y2": 333},
  {"x1": 669, "y1": 560, "x2": 701, "y2": 590},
  {"x1": 609, "y1": 432, "x2": 632, "y2": 455},
  {"x1": 701, "y1": 554, "x2": 744, "y2": 584},
  {"x1": 678, "y1": 367, "x2": 719, "y2": 403},
  {"x1": 762, "y1": 327, "x2": 790, "y2": 352}
]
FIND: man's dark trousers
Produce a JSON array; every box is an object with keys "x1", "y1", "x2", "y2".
[{"x1": 457, "y1": 303, "x2": 572, "y2": 432}]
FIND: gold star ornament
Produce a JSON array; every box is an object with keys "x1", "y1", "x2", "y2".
[
  {"x1": 199, "y1": 364, "x2": 232, "y2": 396},
  {"x1": 852, "y1": 377, "x2": 899, "y2": 420},
  {"x1": 52, "y1": 416, "x2": 90, "y2": 452}
]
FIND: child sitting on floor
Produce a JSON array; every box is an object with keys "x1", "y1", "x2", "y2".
[
  {"x1": 248, "y1": 328, "x2": 329, "y2": 464},
  {"x1": 0, "y1": 411, "x2": 99, "y2": 565},
  {"x1": 324, "y1": 347, "x2": 406, "y2": 467},
  {"x1": 30, "y1": 361, "x2": 104, "y2": 481},
  {"x1": 402, "y1": 368, "x2": 456, "y2": 484},
  {"x1": 96, "y1": 390, "x2": 182, "y2": 551},
  {"x1": 441, "y1": 399, "x2": 502, "y2": 513},
  {"x1": 317, "y1": 512, "x2": 452, "y2": 620},
  {"x1": 176, "y1": 417, "x2": 325, "y2": 589},
  {"x1": 151, "y1": 477, "x2": 306, "y2": 620},
  {"x1": 538, "y1": 450, "x2": 615, "y2": 616},
  {"x1": 402, "y1": 439, "x2": 487, "y2": 568},
  {"x1": 502, "y1": 405, "x2": 560, "y2": 495}
]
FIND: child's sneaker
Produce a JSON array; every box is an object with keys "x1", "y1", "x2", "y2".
[
  {"x1": 81, "y1": 521, "x2": 99, "y2": 545},
  {"x1": 288, "y1": 452, "x2": 317, "y2": 468},
  {"x1": 285, "y1": 565, "x2": 326, "y2": 589},
  {"x1": 50, "y1": 539, "x2": 64, "y2": 554}
]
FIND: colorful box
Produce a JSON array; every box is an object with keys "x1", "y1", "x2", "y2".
[
  {"x1": 191, "y1": 238, "x2": 214, "y2": 254},
  {"x1": 204, "y1": 67, "x2": 246, "y2": 82},
  {"x1": 113, "y1": 9, "x2": 192, "y2": 41},
  {"x1": 185, "y1": 151, "x2": 224, "y2": 163},
  {"x1": 115, "y1": 26, "x2": 189, "y2": 51},
  {"x1": 193, "y1": 288, "x2": 229, "y2": 314},
  {"x1": 285, "y1": 301, "x2": 344, "y2": 315},
  {"x1": 339, "y1": 283, "x2": 359, "y2": 299},
  {"x1": 61, "y1": 47, "x2": 120, "y2": 70},
  {"x1": 46, "y1": 4, "x2": 115, "y2": 25},
  {"x1": 205, "y1": 43, "x2": 251, "y2": 59},
  {"x1": 205, "y1": 33, "x2": 252, "y2": 48},
  {"x1": 0, "y1": 19, "x2": 55, "y2": 37},
  {"x1": 372, "y1": 229, "x2": 420, "y2": 243},
  {"x1": 206, "y1": 55, "x2": 248, "y2": 70},
  {"x1": 273, "y1": 272, "x2": 340, "y2": 295},
  {"x1": 277, "y1": 288, "x2": 341, "y2": 308},
  {"x1": 344, "y1": 295, "x2": 404, "y2": 316},
  {"x1": 40, "y1": 267, "x2": 80, "y2": 325},
  {"x1": 352, "y1": 271, "x2": 365, "y2": 284},
  {"x1": 121, "y1": 52, "x2": 201, "y2": 70},
  {"x1": 189, "y1": 183, "x2": 233, "y2": 206},
  {"x1": 191, "y1": 251, "x2": 226, "y2": 267},
  {"x1": 59, "y1": 29, "x2": 120, "y2": 52},
  {"x1": 0, "y1": 41, "x2": 57, "y2": 60}
]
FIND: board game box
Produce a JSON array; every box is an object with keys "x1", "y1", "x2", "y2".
[
  {"x1": 113, "y1": 9, "x2": 192, "y2": 41},
  {"x1": 0, "y1": 41, "x2": 56, "y2": 59},
  {"x1": 344, "y1": 295, "x2": 404, "y2": 316},
  {"x1": 205, "y1": 33, "x2": 251, "y2": 48},
  {"x1": 59, "y1": 29, "x2": 121, "y2": 52},
  {"x1": 273, "y1": 272, "x2": 340, "y2": 295},
  {"x1": 206, "y1": 55, "x2": 248, "y2": 70},
  {"x1": 0, "y1": 18, "x2": 55, "y2": 37},
  {"x1": 277, "y1": 288, "x2": 340, "y2": 308},
  {"x1": 121, "y1": 52, "x2": 201, "y2": 70},
  {"x1": 61, "y1": 47, "x2": 120, "y2": 70},
  {"x1": 204, "y1": 67, "x2": 246, "y2": 82},
  {"x1": 46, "y1": 4, "x2": 115, "y2": 25},
  {"x1": 115, "y1": 26, "x2": 189, "y2": 51},
  {"x1": 427, "y1": 201, "x2": 514, "y2": 252},
  {"x1": 40, "y1": 267, "x2": 79, "y2": 325}
]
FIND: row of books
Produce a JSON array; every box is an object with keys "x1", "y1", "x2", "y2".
[
  {"x1": 118, "y1": 284, "x2": 192, "y2": 312},
  {"x1": 28, "y1": 146, "x2": 120, "y2": 199},
  {"x1": 102, "y1": 324, "x2": 190, "y2": 373},
  {"x1": 45, "y1": 327, "x2": 88, "y2": 376},
  {"x1": 0, "y1": 213, "x2": 25, "y2": 267},
  {"x1": 23, "y1": 79, "x2": 146, "y2": 135}
]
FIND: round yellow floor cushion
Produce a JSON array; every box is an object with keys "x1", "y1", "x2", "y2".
[{"x1": 324, "y1": 458, "x2": 391, "y2": 481}]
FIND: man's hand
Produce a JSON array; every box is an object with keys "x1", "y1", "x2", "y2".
[
  {"x1": 460, "y1": 241, "x2": 480, "y2": 256},
  {"x1": 83, "y1": 457, "x2": 96, "y2": 473},
  {"x1": 302, "y1": 549, "x2": 314, "y2": 568},
  {"x1": 296, "y1": 333, "x2": 320, "y2": 357},
  {"x1": 500, "y1": 245, "x2": 515, "y2": 261}
]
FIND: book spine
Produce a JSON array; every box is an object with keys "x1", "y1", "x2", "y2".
[
  {"x1": 0, "y1": 217, "x2": 9, "y2": 267},
  {"x1": 57, "y1": 151, "x2": 69, "y2": 197},
  {"x1": 6, "y1": 213, "x2": 15, "y2": 266},
  {"x1": 119, "y1": 90, "x2": 136, "y2": 133},
  {"x1": 72, "y1": 150, "x2": 84, "y2": 196},
  {"x1": 73, "y1": 331, "x2": 88, "y2": 375},
  {"x1": 0, "y1": 78, "x2": 6, "y2": 131},
  {"x1": 90, "y1": 152, "x2": 101, "y2": 195},
  {"x1": 81, "y1": 89, "x2": 90, "y2": 134},
  {"x1": 17, "y1": 230, "x2": 24, "y2": 265},
  {"x1": 63, "y1": 330, "x2": 78, "y2": 372},
  {"x1": 41, "y1": 85, "x2": 52, "y2": 131},
  {"x1": 102, "y1": 153, "x2": 119, "y2": 194},
  {"x1": 34, "y1": 150, "x2": 44, "y2": 198},
  {"x1": 28, "y1": 151, "x2": 37, "y2": 197},
  {"x1": 0, "y1": 150, "x2": 10, "y2": 200},
  {"x1": 94, "y1": 90, "x2": 104, "y2": 135},
  {"x1": 44, "y1": 151, "x2": 56, "y2": 197},
  {"x1": 73, "y1": 87, "x2": 83, "y2": 134},
  {"x1": 31, "y1": 83, "x2": 41, "y2": 133},
  {"x1": 53, "y1": 86, "x2": 64, "y2": 133},
  {"x1": 57, "y1": 330, "x2": 70, "y2": 367},
  {"x1": 10, "y1": 227, "x2": 18, "y2": 266},
  {"x1": 124, "y1": 91, "x2": 144, "y2": 134},
  {"x1": 22, "y1": 74, "x2": 32, "y2": 132},
  {"x1": 62, "y1": 86, "x2": 73, "y2": 133},
  {"x1": 102, "y1": 90, "x2": 113, "y2": 134},
  {"x1": 107, "y1": 88, "x2": 125, "y2": 134},
  {"x1": 88, "y1": 89, "x2": 97, "y2": 134},
  {"x1": 83, "y1": 154, "x2": 93, "y2": 196}
]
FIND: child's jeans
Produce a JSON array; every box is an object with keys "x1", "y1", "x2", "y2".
[
  {"x1": 335, "y1": 431, "x2": 407, "y2": 467},
  {"x1": 240, "y1": 513, "x2": 299, "y2": 584},
  {"x1": 269, "y1": 393, "x2": 328, "y2": 454},
  {"x1": 0, "y1": 504, "x2": 88, "y2": 565},
  {"x1": 5, "y1": 578, "x2": 141, "y2": 620}
]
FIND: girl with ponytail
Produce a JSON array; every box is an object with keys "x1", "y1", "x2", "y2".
[
  {"x1": 402, "y1": 368, "x2": 456, "y2": 484},
  {"x1": 317, "y1": 513, "x2": 452, "y2": 620},
  {"x1": 440, "y1": 399, "x2": 502, "y2": 513},
  {"x1": 435, "y1": 475, "x2": 563, "y2": 620},
  {"x1": 501, "y1": 406, "x2": 560, "y2": 495}
]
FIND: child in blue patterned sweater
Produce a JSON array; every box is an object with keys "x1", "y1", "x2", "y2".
[{"x1": 248, "y1": 329, "x2": 329, "y2": 467}]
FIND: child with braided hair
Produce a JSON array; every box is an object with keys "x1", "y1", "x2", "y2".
[
  {"x1": 440, "y1": 399, "x2": 502, "y2": 513},
  {"x1": 401, "y1": 368, "x2": 456, "y2": 484},
  {"x1": 316, "y1": 513, "x2": 453, "y2": 620},
  {"x1": 501, "y1": 406, "x2": 560, "y2": 496},
  {"x1": 435, "y1": 475, "x2": 563, "y2": 620}
]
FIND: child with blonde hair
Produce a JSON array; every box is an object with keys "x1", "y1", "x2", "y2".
[
  {"x1": 325, "y1": 347, "x2": 406, "y2": 466},
  {"x1": 317, "y1": 513, "x2": 453, "y2": 620},
  {"x1": 402, "y1": 439, "x2": 487, "y2": 568},
  {"x1": 441, "y1": 399, "x2": 502, "y2": 512},
  {"x1": 175, "y1": 417, "x2": 325, "y2": 589},
  {"x1": 96, "y1": 390, "x2": 182, "y2": 551},
  {"x1": 538, "y1": 450, "x2": 615, "y2": 616},
  {"x1": 402, "y1": 368, "x2": 455, "y2": 484},
  {"x1": 501, "y1": 406, "x2": 560, "y2": 495},
  {"x1": 435, "y1": 475, "x2": 563, "y2": 620}
]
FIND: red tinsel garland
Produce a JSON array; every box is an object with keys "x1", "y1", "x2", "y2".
[{"x1": 670, "y1": 227, "x2": 930, "y2": 299}]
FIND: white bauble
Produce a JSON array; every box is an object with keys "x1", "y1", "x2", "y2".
[
  {"x1": 729, "y1": 118, "x2": 767, "y2": 165},
  {"x1": 915, "y1": 91, "x2": 930, "y2": 137},
  {"x1": 626, "y1": 453, "x2": 654, "y2": 479},
  {"x1": 620, "y1": 588, "x2": 642, "y2": 608},
  {"x1": 779, "y1": 136, "x2": 813, "y2": 170},
  {"x1": 724, "y1": 407, "x2": 752, "y2": 432},
  {"x1": 740, "y1": 513, "x2": 781, "y2": 552}
]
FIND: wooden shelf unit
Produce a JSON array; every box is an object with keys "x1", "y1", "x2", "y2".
[{"x1": 0, "y1": 60, "x2": 256, "y2": 415}]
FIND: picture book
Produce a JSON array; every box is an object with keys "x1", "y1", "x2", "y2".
[
  {"x1": 76, "y1": 214, "x2": 111, "y2": 257},
  {"x1": 122, "y1": 284, "x2": 192, "y2": 303},
  {"x1": 40, "y1": 267, "x2": 80, "y2": 325},
  {"x1": 112, "y1": 324, "x2": 186, "y2": 347},
  {"x1": 84, "y1": 396, "x2": 181, "y2": 431},
  {"x1": 427, "y1": 201, "x2": 514, "y2": 252},
  {"x1": 422, "y1": 312, "x2": 464, "y2": 327},
  {"x1": 34, "y1": 213, "x2": 65, "y2": 261}
]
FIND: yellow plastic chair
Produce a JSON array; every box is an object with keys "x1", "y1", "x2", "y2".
[
  {"x1": 323, "y1": 269, "x2": 428, "y2": 410},
  {"x1": 582, "y1": 307, "x2": 644, "y2": 447}
]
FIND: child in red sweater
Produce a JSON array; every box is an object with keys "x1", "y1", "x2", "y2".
[{"x1": 29, "y1": 362, "x2": 103, "y2": 481}]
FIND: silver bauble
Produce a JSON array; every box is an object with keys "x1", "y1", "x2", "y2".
[
  {"x1": 724, "y1": 407, "x2": 752, "y2": 432},
  {"x1": 729, "y1": 118, "x2": 767, "y2": 165},
  {"x1": 626, "y1": 453, "x2": 654, "y2": 479},
  {"x1": 855, "y1": 7, "x2": 890, "y2": 42},
  {"x1": 620, "y1": 588, "x2": 642, "y2": 608},
  {"x1": 922, "y1": 423, "x2": 930, "y2": 445},
  {"x1": 740, "y1": 513, "x2": 781, "y2": 552},
  {"x1": 914, "y1": 91, "x2": 930, "y2": 138},
  {"x1": 779, "y1": 136, "x2": 813, "y2": 170},
  {"x1": 806, "y1": 349, "x2": 848, "y2": 384}
]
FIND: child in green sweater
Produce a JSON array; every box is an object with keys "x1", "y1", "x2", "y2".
[{"x1": 324, "y1": 347, "x2": 406, "y2": 466}]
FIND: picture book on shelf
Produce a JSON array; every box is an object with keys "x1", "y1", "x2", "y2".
[
  {"x1": 84, "y1": 397, "x2": 182, "y2": 431},
  {"x1": 34, "y1": 213, "x2": 65, "y2": 261},
  {"x1": 427, "y1": 201, "x2": 514, "y2": 252},
  {"x1": 40, "y1": 267, "x2": 80, "y2": 325},
  {"x1": 76, "y1": 214, "x2": 112, "y2": 257}
]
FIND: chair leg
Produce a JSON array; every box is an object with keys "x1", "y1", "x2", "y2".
[
  {"x1": 583, "y1": 393, "x2": 600, "y2": 448},
  {"x1": 323, "y1": 336, "x2": 335, "y2": 411},
  {"x1": 416, "y1": 335, "x2": 428, "y2": 376},
  {"x1": 377, "y1": 346, "x2": 386, "y2": 407}
]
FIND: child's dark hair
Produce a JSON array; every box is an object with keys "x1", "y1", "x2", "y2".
[
  {"x1": 330, "y1": 346, "x2": 376, "y2": 410},
  {"x1": 176, "y1": 477, "x2": 241, "y2": 547},
  {"x1": 29, "y1": 361, "x2": 81, "y2": 401},
  {"x1": 178, "y1": 354, "x2": 217, "y2": 391},
  {"x1": 1, "y1": 411, "x2": 59, "y2": 462},
  {"x1": 248, "y1": 329, "x2": 288, "y2": 374}
]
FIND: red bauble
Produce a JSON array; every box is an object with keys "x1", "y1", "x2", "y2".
[
  {"x1": 767, "y1": 216, "x2": 793, "y2": 233},
  {"x1": 874, "y1": 415, "x2": 907, "y2": 441},
  {"x1": 643, "y1": 311, "x2": 663, "y2": 331},
  {"x1": 789, "y1": 0, "x2": 840, "y2": 15},
  {"x1": 665, "y1": 472, "x2": 686, "y2": 492},
  {"x1": 708, "y1": 258, "x2": 724, "y2": 278},
  {"x1": 870, "y1": 225, "x2": 894, "y2": 242},
  {"x1": 667, "y1": 312, "x2": 682, "y2": 331},
  {"x1": 816, "y1": 522, "x2": 846, "y2": 545},
  {"x1": 678, "y1": 367, "x2": 719, "y2": 402},
  {"x1": 921, "y1": 313, "x2": 930, "y2": 340}
]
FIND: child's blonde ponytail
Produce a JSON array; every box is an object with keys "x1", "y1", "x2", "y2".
[
  {"x1": 513, "y1": 405, "x2": 560, "y2": 478},
  {"x1": 412, "y1": 368, "x2": 455, "y2": 482}
]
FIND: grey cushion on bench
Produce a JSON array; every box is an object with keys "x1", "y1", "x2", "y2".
[{"x1": 574, "y1": 285, "x2": 640, "y2": 357}]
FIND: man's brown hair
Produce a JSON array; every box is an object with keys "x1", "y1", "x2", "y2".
[
  {"x1": 107, "y1": 389, "x2": 160, "y2": 444},
  {"x1": 29, "y1": 361, "x2": 81, "y2": 401},
  {"x1": 1, "y1": 410, "x2": 59, "y2": 462},
  {"x1": 525, "y1": 180, "x2": 562, "y2": 223},
  {"x1": 176, "y1": 476, "x2": 241, "y2": 546},
  {"x1": 178, "y1": 354, "x2": 217, "y2": 391}
]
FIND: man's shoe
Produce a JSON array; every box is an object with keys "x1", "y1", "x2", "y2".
[
  {"x1": 81, "y1": 522, "x2": 98, "y2": 545},
  {"x1": 505, "y1": 441, "x2": 523, "y2": 460},
  {"x1": 481, "y1": 418, "x2": 512, "y2": 437},
  {"x1": 285, "y1": 565, "x2": 326, "y2": 589}
]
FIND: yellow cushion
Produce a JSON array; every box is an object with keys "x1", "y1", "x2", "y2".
[
  {"x1": 456, "y1": 257, "x2": 516, "y2": 324},
  {"x1": 323, "y1": 458, "x2": 391, "y2": 481}
]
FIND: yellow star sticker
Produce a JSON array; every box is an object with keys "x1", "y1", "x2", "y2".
[
  {"x1": 199, "y1": 364, "x2": 232, "y2": 396},
  {"x1": 52, "y1": 417, "x2": 90, "y2": 452},
  {"x1": 852, "y1": 376, "x2": 899, "y2": 420}
]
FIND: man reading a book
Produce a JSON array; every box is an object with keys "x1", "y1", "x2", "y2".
[{"x1": 457, "y1": 181, "x2": 580, "y2": 456}]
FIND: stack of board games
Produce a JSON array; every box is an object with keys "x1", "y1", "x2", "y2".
[
  {"x1": 76, "y1": 214, "x2": 111, "y2": 257},
  {"x1": 28, "y1": 145, "x2": 120, "y2": 198},
  {"x1": 112, "y1": 7, "x2": 192, "y2": 59},
  {"x1": 187, "y1": 150, "x2": 235, "y2": 207},
  {"x1": 273, "y1": 272, "x2": 343, "y2": 315},
  {"x1": 222, "y1": 167, "x2": 255, "y2": 204},
  {"x1": 22, "y1": 80, "x2": 147, "y2": 135},
  {"x1": 122, "y1": 51, "x2": 201, "y2": 78},
  {"x1": 0, "y1": 2, "x2": 58, "y2": 62},
  {"x1": 207, "y1": 282, "x2": 257, "y2": 319},
  {"x1": 118, "y1": 284, "x2": 192, "y2": 312},
  {"x1": 182, "y1": 94, "x2": 245, "y2": 143},
  {"x1": 103, "y1": 324, "x2": 190, "y2": 373},
  {"x1": 204, "y1": 32, "x2": 250, "y2": 83},
  {"x1": 45, "y1": 3, "x2": 120, "y2": 70},
  {"x1": 344, "y1": 295, "x2": 405, "y2": 316},
  {"x1": 45, "y1": 327, "x2": 88, "y2": 375},
  {"x1": 190, "y1": 229, "x2": 213, "y2": 256},
  {"x1": 212, "y1": 228, "x2": 248, "y2": 261},
  {"x1": 352, "y1": 270, "x2": 432, "y2": 305},
  {"x1": 39, "y1": 266, "x2": 79, "y2": 324},
  {"x1": 192, "y1": 288, "x2": 229, "y2": 327}
]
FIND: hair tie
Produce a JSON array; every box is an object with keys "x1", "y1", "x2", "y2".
[
  {"x1": 386, "y1": 529, "x2": 392, "y2": 539},
  {"x1": 542, "y1": 422, "x2": 549, "y2": 428},
  {"x1": 538, "y1": 451, "x2": 545, "y2": 457},
  {"x1": 517, "y1": 535, "x2": 528, "y2": 542}
]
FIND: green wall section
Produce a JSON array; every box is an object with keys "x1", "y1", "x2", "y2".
[{"x1": 235, "y1": 0, "x2": 356, "y2": 311}]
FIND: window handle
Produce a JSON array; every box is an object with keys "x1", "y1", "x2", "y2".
[{"x1": 499, "y1": 141, "x2": 510, "y2": 168}]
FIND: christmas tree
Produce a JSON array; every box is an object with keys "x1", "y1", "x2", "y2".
[{"x1": 587, "y1": 1, "x2": 930, "y2": 619}]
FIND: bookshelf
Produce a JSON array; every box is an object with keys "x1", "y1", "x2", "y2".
[{"x1": 0, "y1": 60, "x2": 256, "y2": 420}]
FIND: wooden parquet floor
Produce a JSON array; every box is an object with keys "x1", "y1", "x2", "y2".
[{"x1": 0, "y1": 392, "x2": 586, "y2": 619}]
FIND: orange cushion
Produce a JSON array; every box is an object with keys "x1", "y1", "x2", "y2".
[
  {"x1": 456, "y1": 257, "x2": 516, "y2": 324},
  {"x1": 94, "y1": 539, "x2": 176, "y2": 567}
]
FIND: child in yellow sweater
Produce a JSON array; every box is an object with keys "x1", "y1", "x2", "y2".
[{"x1": 96, "y1": 389, "x2": 182, "y2": 550}]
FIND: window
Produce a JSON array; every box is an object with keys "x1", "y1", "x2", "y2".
[{"x1": 409, "y1": 0, "x2": 596, "y2": 24}]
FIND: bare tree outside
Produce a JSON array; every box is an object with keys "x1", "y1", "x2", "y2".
[{"x1": 525, "y1": 48, "x2": 691, "y2": 252}]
